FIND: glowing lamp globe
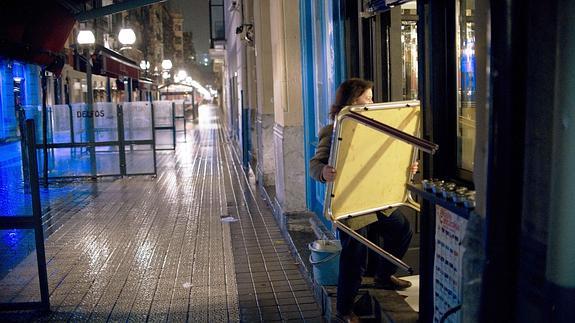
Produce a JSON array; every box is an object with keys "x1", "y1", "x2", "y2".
[
  {"x1": 118, "y1": 28, "x2": 136, "y2": 45},
  {"x1": 77, "y1": 30, "x2": 95, "y2": 45},
  {"x1": 161, "y1": 59, "x2": 173, "y2": 71}
]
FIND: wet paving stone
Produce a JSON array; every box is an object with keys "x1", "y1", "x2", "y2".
[{"x1": 0, "y1": 104, "x2": 321, "y2": 322}]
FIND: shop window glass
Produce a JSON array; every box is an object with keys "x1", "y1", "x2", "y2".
[
  {"x1": 401, "y1": 20, "x2": 418, "y2": 100},
  {"x1": 456, "y1": 0, "x2": 476, "y2": 172},
  {"x1": 401, "y1": 4, "x2": 418, "y2": 101},
  {"x1": 312, "y1": 0, "x2": 328, "y2": 129}
]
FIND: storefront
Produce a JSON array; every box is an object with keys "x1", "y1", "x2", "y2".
[
  {"x1": 300, "y1": 0, "x2": 478, "y2": 320},
  {"x1": 300, "y1": 0, "x2": 346, "y2": 229},
  {"x1": 0, "y1": 60, "x2": 42, "y2": 143}
]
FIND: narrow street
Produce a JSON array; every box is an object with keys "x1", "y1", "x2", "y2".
[{"x1": 0, "y1": 104, "x2": 322, "y2": 322}]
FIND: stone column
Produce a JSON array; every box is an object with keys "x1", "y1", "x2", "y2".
[
  {"x1": 254, "y1": 0, "x2": 276, "y2": 188},
  {"x1": 269, "y1": 0, "x2": 306, "y2": 214},
  {"x1": 244, "y1": 0, "x2": 258, "y2": 170},
  {"x1": 225, "y1": 0, "x2": 243, "y2": 142}
]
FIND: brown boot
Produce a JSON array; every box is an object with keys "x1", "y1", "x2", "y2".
[
  {"x1": 374, "y1": 275, "x2": 412, "y2": 290},
  {"x1": 335, "y1": 311, "x2": 361, "y2": 323}
]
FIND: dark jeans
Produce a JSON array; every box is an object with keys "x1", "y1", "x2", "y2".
[{"x1": 336, "y1": 208, "x2": 413, "y2": 315}]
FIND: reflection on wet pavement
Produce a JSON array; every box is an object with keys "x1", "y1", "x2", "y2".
[{"x1": 0, "y1": 104, "x2": 322, "y2": 322}]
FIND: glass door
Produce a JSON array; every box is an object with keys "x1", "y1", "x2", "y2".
[
  {"x1": 401, "y1": 4, "x2": 418, "y2": 100},
  {"x1": 456, "y1": 0, "x2": 476, "y2": 175}
]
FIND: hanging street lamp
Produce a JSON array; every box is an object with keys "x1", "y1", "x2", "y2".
[{"x1": 118, "y1": 27, "x2": 136, "y2": 46}]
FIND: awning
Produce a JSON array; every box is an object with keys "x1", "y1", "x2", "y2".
[
  {"x1": 0, "y1": 1, "x2": 76, "y2": 74},
  {"x1": 0, "y1": 0, "x2": 165, "y2": 74},
  {"x1": 158, "y1": 82, "x2": 195, "y2": 94},
  {"x1": 136, "y1": 77, "x2": 156, "y2": 91},
  {"x1": 93, "y1": 45, "x2": 140, "y2": 79}
]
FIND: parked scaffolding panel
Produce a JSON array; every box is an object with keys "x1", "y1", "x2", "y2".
[
  {"x1": 122, "y1": 101, "x2": 156, "y2": 175},
  {"x1": 91, "y1": 102, "x2": 121, "y2": 176},
  {"x1": 173, "y1": 100, "x2": 187, "y2": 143},
  {"x1": 34, "y1": 101, "x2": 156, "y2": 181},
  {"x1": 50, "y1": 104, "x2": 73, "y2": 144},
  {"x1": 152, "y1": 100, "x2": 176, "y2": 150}
]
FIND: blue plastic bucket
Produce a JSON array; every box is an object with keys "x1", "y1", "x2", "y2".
[{"x1": 308, "y1": 240, "x2": 341, "y2": 286}]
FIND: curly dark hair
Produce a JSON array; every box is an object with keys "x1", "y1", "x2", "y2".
[{"x1": 329, "y1": 78, "x2": 373, "y2": 119}]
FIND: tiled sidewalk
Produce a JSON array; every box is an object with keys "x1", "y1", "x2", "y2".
[{"x1": 0, "y1": 104, "x2": 322, "y2": 322}]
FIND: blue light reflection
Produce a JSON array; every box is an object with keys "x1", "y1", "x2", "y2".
[{"x1": 0, "y1": 142, "x2": 99, "y2": 280}]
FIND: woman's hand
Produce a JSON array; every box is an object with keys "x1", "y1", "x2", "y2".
[
  {"x1": 322, "y1": 165, "x2": 337, "y2": 182},
  {"x1": 410, "y1": 161, "x2": 419, "y2": 175}
]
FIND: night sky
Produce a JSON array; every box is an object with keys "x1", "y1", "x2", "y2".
[{"x1": 167, "y1": 0, "x2": 211, "y2": 58}]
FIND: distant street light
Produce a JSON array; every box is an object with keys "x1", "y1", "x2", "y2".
[
  {"x1": 161, "y1": 59, "x2": 173, "y2": 71},
  {"x1": 176, "y1": 69, "x2": 188, "y2": 82},
  {"x1": 161, "y1": 59, "x2": 173, "y2": 83},
  {"x1": 76, "y1": 29, "x2": 96, "y2": 106},
  {"x1": 140, "y1": 60, "x2": 150, "y2": 71},
  {"x1": 77, "y1": 30, "x2": 95, "y2": 45},
  {"x1": 118, "y1": 28, "x2": 136, "y2": 45},
  {"x1": 76, "y1": 27, "x2": 97, "y2": 177}
]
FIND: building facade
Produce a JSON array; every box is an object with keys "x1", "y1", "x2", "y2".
[{"x1": 213, "y1": 0, "x2": 575, "y2": 321}]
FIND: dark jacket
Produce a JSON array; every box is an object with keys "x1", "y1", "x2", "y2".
[{"x1": 309, "y1": 124, "x2": 333, "y2": 182}]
